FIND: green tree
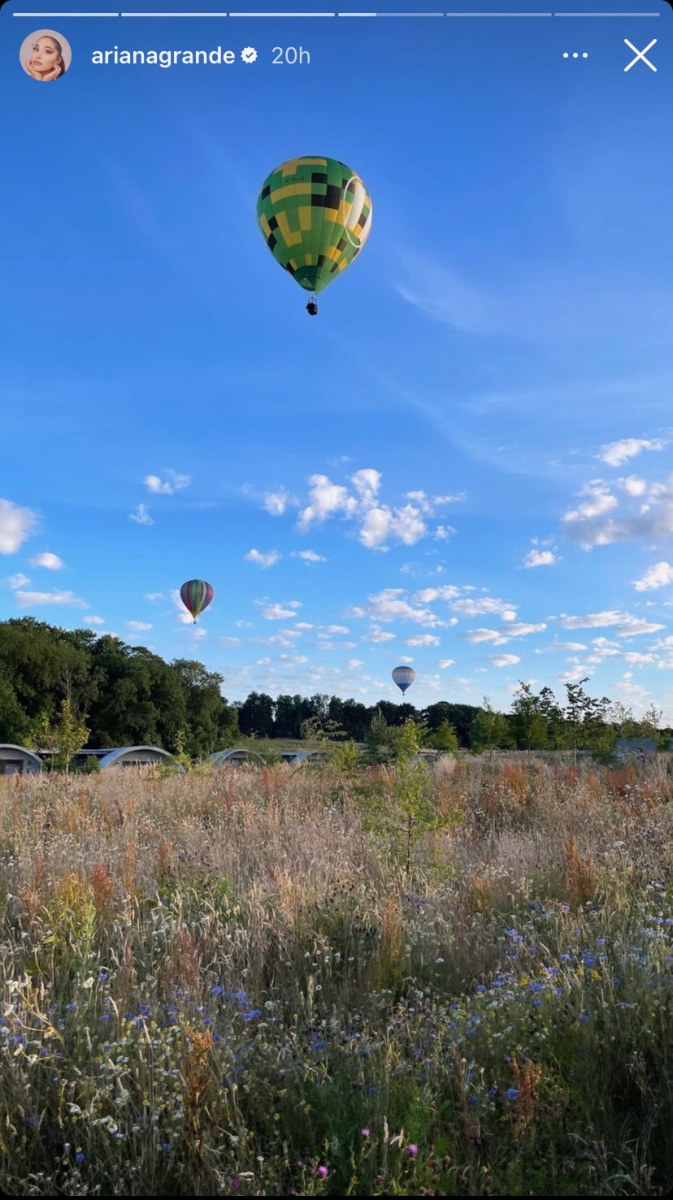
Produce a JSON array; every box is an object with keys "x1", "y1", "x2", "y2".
[
  {"x1": 510, "y1": 683, "x2": 549, "y2": 751},
  {"x1": 472, "y1": 697, "x2": 513, "y2": 753},
  {"x1": 427, "y1": 718, "x2": 460, "y2": 754},
  {"x1": 365, "y1": 707, "x2": 394, "y2": 763},
  {"x1": 28, "y1": 700, "x2": 89, "y2": 772}
]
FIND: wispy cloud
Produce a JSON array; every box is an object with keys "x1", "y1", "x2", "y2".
[
  {"x1": 144, "y1": 469, "x2": 191, "y2": 495},
  {"x1": 5, "y1": 573, "x2": 30, "y2": 589},
  {"x1": 129, "y1": 503, "x2": 154, "y2": 526},
  {"x1": 633, "y1": 562, "x2": 673, "y2": 592},
  {"x1": 260, "y1": 601, "x2": 301, "y2": 620},
  {"x1": 598, "y1": 438, "x2": 666, "y2": 468},
  {"x1": 557, "y1": 610, "x2": 664, "y2": 637},
  {"x1": 523, "y1": 549, "x2": 556, "y2": 568},
  {"x1": 15, "y1": 589, "x2": 88, "y2": 609},
  {"x1": 125, "y1": 620, "x2": 152, "y2": 631},
  {"x1": 83, "y1": 616, "x2": 105, "y2": 626},
  {"x1": 491, "y1": 654, "x2": 521, "y2": 667},
  {"x1": 263, "y1": 487, "x2": 297, "y2": 516},
  {"x1": 0, "y1": 498, "x2": 39, "y2": 554},
  {"x1": 291, "y1": 549, "x2": 327, "y2": 565},
  {"x1": 30, "y1": 552, "x2": 64, "y2": 570},
  {"x1": 244, "y1": 549, "x2": 281, "y2": 569}
]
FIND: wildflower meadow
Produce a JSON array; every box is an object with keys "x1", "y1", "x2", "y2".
[{"x1": 1, "y1": 754, "x2": 673, "y2": 1195}]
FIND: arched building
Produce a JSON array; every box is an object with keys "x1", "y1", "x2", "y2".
[
  {"x1": 0, "y1": 744, "x2": 43, "y2": 776},
  {"x1": 97, "y1": 746, "x2": 185, "y2": 771}
]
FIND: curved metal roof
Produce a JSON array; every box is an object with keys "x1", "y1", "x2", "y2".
[
  {"x1": 207, "y1": 748, "x2": 267, "y2": 767},
  {"x1": 0, "y1": 744, "x2": 43, "y2": 771},
  {"x1": 97, "y1": 745, "x2": 183, "y2": 770}
]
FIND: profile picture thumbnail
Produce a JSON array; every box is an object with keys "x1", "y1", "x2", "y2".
[{"x1": 20, "y1": 30, "x2": 71, "y2": 81}]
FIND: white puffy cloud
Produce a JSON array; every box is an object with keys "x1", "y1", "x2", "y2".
[
  {"x1": 501, "y1": 609, "x2": 518, "y2": 622},
  {"x1": 15, "y1": 589, "x2": 88, "y2": 608},
  {"x1": 349, "y1": 588, "x2": 444, "y2": 627},
  {"x1": 633, "y1": 562, "x2": 673, "y2": 592},
  {"x1": 563, "y1": 481, "x2": 618, "y2": 525},
  {"x1": 439, "y1": 658, "x2": 455, "y2": 669},
  {"x1": 620, "y1": 475, "x2": 647, "y2": 497},
  {"x1": 125, "y1": 620, "x2": 152, "y2": 631},
  {"x1": 598, "y1": 438, "x2": 665, "y2": 468},
  {"x1": 291, "y1": 549, "x2": 327, "y2": 564},
  {"x1": 83, "y1": 616, "x2": 105, "y2": 626},
  {"x1": 406, "y1": 634, "x2": 441, "y2": 646},
  {"x1": 294, "y1": 468, "x2": 457, "y2": 551},
  {"x1": 0, "y1": 499, "x2": 39, "y2": 554},
  {"x1": 129, "y1": 504, "x2": 154, "y2": 526},
  {"x1": 5, "y1": 573, "x2": 30, "y2": 589},
  {"x1": 490, "y1": 654, "x2": 521, "y2": 667},
  {"x1": 564, "y1": 472, "x2": 673, "y2": 549},
  {"x1": 263, "y1": 488, "x2": 296, "y2": 516},
  {"x1": 144, "y1": 469, "x2": 190, "y2": 495},
  {"x1": 30, "y1": 552, "x2": 64, "y2": 570},
  {"x1": 361, "y1": 625, "x2": 396, "y2": 643},
  {"x1": 325, "y1": 625, "x2": 349, "y2": 634},
  {"x1": 244, "y1": 549, "x2": 281, "y2": 569},
  {"x1": 261, "y1": 602, "x2": 301, "y2": 620},
  {"x1": 415, "y1": 585, "x2": 461, "y2": 603},
  {"x1": 523, "y1": 549, "x2": 556, "y2": 568},
  {"x1": 451, "y1": 597, "x2": 514, "y2": 618},
  {"x1": 463, "y1": 628, "x2": 508, "y2": 644},
  {"x1": 298, "y1": 473, "x2": 360, "y2": 530}
]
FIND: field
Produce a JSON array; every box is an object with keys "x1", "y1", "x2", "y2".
[{"x1": 1, "y1": 756, "x2": 673, "y2": 1196}]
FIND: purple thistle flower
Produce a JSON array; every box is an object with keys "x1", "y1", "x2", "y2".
[{"x1": 408, "y1": 1144, "x2": 418, "y2": 1157}]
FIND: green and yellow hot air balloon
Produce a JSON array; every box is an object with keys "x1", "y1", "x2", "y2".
[{"x1": 256, "y1": 156, "x2": 372, "y2": 316}]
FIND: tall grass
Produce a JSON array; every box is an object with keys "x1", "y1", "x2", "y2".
[{"x1": 1, "y1": 757, "x2": 673, "y2": 1195}]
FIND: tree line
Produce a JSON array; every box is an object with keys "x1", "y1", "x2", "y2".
[{"x1": 0, "y1": 619, "x2": 670, "y2": 761}]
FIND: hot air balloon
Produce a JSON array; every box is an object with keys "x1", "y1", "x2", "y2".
[
  {"x1": 180, "y1": 579, "x2": 214, "y2": 623},
  {"x1": 392, "y1": 666, "x2": 416, "y2": 695},
  {"x1": 256, "y1": 156, "x2": 372, "y2": 316}
]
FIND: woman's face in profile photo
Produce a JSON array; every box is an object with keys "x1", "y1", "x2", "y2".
[{"x1": 27, "y1": 36, "x2": 64, "y2": 79}]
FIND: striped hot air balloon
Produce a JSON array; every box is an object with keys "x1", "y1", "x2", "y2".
[
  {"x1": 180, "y1": 579, "x2": 214, "y2": 623},
  {"x1": 392, "y1": 665, "x2": 416, "y2": 695}
]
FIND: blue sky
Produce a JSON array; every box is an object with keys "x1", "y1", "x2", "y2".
[{"x1": 2, "y1": 2, "x2": 673, "y2": 718}]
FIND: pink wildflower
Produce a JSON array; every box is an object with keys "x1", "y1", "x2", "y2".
[
  {"x1": 317, "y1": 1165, "x2": 329, "y2": 1179},
  {"x1": 408, "y1": 1144, "x2": 419, "y2": 1157}
]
